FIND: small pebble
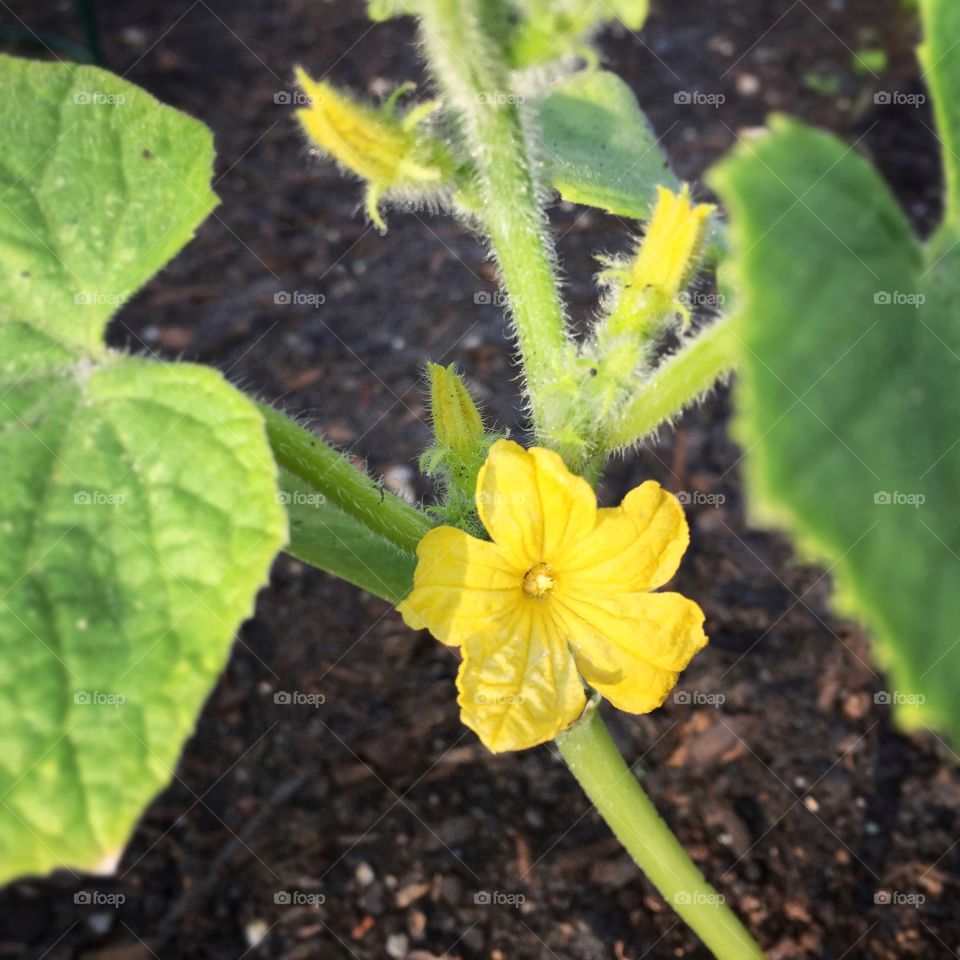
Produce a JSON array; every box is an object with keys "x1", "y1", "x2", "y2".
[
  {"x1": 356, "y1": 861, "x2": 376, "y2": 887},
  {"x1": 386, "y1": 932, "x2": 409, "y2": 959}
]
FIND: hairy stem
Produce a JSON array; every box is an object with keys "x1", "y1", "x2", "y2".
[
  {"x1": 556, "y1": 705, "x2": 766, "y2": 960},
  {"x1": 417, "y1": 0, "x2": 578, "y2": 450},
  {"x1": 603, "y1": 316, "x2": 738, "y2": 452},
  {"x1": 260, "y1": 403, "x2": 433, "y2": 554}
]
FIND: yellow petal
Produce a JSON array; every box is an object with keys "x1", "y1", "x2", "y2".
[
  {"x1": 475, "y1": 440, "x2": 596, "y2": 570},
  {"x1": 558, "y1": 589, "x2": 707, "y2": 672},
  {"x1": 567, "y1": 591, "x2": 707, "y2": 714},
  {"x1": 560, "y1": 481, "x2": 688, "y2": 592},
  {"x1": 457, "y1": 604, "x2": 586, "y2": 752},
  {"x1": 295, "y1": 67, "x2": 412, "y2": 186},
  {"x1": 396, "y1": 526, "x2": 522, "y2": 645}
]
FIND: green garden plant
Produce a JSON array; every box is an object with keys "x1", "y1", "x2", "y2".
[{"x1": 2, "y1": 1, "x2": 960, "y2": 957}]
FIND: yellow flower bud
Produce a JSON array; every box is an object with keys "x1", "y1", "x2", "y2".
[
  {"x1": 428, "y1": 362, "x2": 485, "y2": 455},
  {"x1": 603, "y1": 184, "x2": 715, "y2": 340},
  {"x1": 294, "y1": 67, "x2": 455, "y2": 231}
]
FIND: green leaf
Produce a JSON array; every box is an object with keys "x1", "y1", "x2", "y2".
[
  {"x1": 281, "y1": 470, "x2": 416, "y2": 603},
  {"x1": 509, "y1": 0, "x2": 649, "y2": 67},
  {"x1": 534, "y1": 70, "x2": 677, "y2": 219},
  {"x1": 0, "y1": 54, "x2": 216, "y2": 353},
  {"x1": 709, "y1": 113, "x2": 960, "y2": 739},
  {"x1": 0, "y1": 358, "x2": 286, "y2": 882},
  {"x1": 367, "y1": 0, "x2": 417, "y2": 20},
  {"x1": 919, "y1": 0, "x2": 960, "y2": 227},
  {"x1": 0, "y1": 56, "x2": 286, "y2": 883}
]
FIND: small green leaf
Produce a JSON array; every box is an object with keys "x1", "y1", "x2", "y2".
[
  {"x1": 367, "y1": 0, "x2": 418, "y2": 20},
  {"x1": 509, "y1": 0, "x2": 649, "y2": 67},
  {"x1": 281, "y1": 470, "x2": 416, "y2": 603},
  {"x1": 710, "y1": 113, "x2": 960, "y2": 739},
  {"x1": 534, "y1": 70, "x2": 676, "y2": 219},
  {"x1": 0, "y1": 54, "x2": 216, "y2": 353}
]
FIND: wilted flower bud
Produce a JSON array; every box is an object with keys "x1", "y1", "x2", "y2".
[{"x1": 295, "y1": 67, "x2": 456, "y2": 231}]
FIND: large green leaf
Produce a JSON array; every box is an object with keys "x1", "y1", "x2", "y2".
[
  {"x1": 919, "y1": 0, "x2": 960, "y2": 228},
  {"x1": 0, "y1": 56, "x2": 286, "y2": 883},
  {"x1": 710, "y1": 112, "x2": 960, "y2": 738},
  {"x1": 534, "y1": 70, "x2": 676, "y2": 220}
]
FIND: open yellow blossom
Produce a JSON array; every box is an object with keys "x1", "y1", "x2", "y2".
[
  {"x1": 397, "y1": 440, "x2": 707, "y2": 752},
  {"x1": 295, "y1": 67, "x2": 455, "y2": 231},
  {"x1": 603, "y1": 184, "x2": 716, "y2": 339}
]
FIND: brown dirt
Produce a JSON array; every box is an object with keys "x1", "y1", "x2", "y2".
[{"x1": 0, "y1": 0, "x2": 957, "y2": 958}]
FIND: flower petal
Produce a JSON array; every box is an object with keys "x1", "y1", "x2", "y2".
[
  {"x1": 457, "y1": 604, "x2": 586, "y2": 752},
  {"x1": 565, "y1": 591, "x2": 707, "y2": 713},
  {"x1": 560, "y1": 481, "x2": 689, "y2": 592},
  {"x1": 476, "y1": 440, "x2": 597, "y2": 569},
  {"x1": 396, "y1": 526, "x2": 522, "y2": 645}
]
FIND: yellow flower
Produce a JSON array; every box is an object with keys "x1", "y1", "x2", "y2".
[
  {"x1": 397, "y1": 440, "x2": 707, "y2": 752},
  {"x1": 295, "y1": 67, "x2": 455, "y2": 231},
  {"x1": 602, "y1": 184, "x2": 715, "y2": 339}
]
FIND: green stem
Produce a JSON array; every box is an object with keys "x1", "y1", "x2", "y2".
[
  {"x1": 556, "y1": 705, "x2": 765, "y2": 960},
  {"x1": 259, "y1": 403, "x2": 433, "y2": 554},
  {"x1": 417, "y1": 0, "x2": 576, "y2": 445},
  {"x1": 604, "y1": 316, "x2": 738, "y2": 452}
]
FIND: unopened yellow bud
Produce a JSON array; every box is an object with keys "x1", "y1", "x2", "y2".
[
  {"x1": 428, "y1": 362, "x2": 484, "y2": 454},
  {"x1": 294, "y1": 67, "x2": 455, "y2": 231},
  {"x1": 630, "y1": 184, "x2": 715, "y2": 299},
  {"x1": 602, "y1": 184, "x2": 715, "y2": 340}
]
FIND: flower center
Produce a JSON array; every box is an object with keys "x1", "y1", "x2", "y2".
[{"x1": 522, "y1": 562, "x2": 555, "y2": 599}]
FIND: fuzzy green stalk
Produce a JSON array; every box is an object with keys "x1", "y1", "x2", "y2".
[
  {"x1": 603, "y1": 316, "x2": 738, "y2": 453},
  {"x1": 260, "y1": 403, "x2": 433, "y2": 554},
  {"x1": 556, "y1": 704, "x2": 765, "y2": 960},
  {"x1": 417, "y1": 0, "x2": 584, "y2": 459}
]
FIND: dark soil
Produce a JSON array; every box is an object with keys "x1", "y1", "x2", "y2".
[{"x1": 1, "y1": 0, "x2": 958, "y2": 958}]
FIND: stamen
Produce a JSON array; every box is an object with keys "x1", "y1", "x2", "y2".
[{"x1": 522, "y1": 562, "x2": 555, "y2": 599}]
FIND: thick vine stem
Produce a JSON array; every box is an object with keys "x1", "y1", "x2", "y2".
[
  {"x1": 417, "y1": 0, "x2": 580, "y2": 453},
  {"x1": 260, "y1": 403, "x2": 433, "y2": 554},
  {"x1": 556, "y1": 703, "x2": 766, "y2": 960},
  {"x1": 603, "y1": 316, "x2": 738, "y2": 453}
]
